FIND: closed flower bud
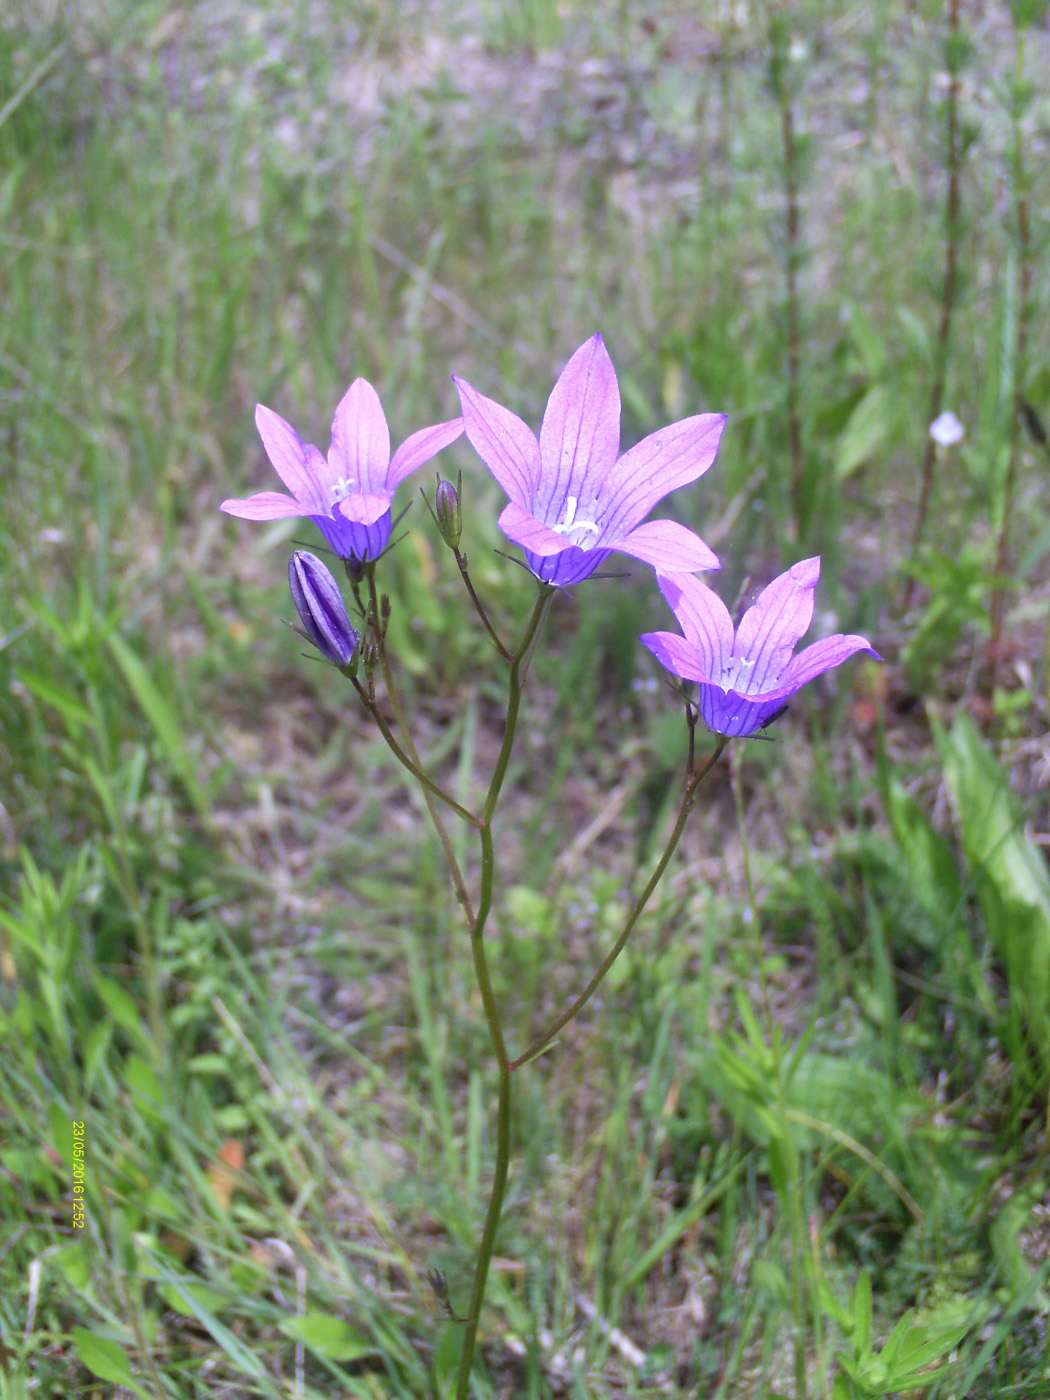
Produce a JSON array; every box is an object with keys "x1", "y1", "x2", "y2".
[
  {"x1": 288, "y1": 551, "x2": 359, "y2": 667},
  {"x1": 434, "y1": 475, "x2": 462, "y2": 549}
]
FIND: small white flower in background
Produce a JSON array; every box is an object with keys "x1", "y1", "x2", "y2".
[{"x1": 930, "y1": 411, "x2": 964, "y2": 447}]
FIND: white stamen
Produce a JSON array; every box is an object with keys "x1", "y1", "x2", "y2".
[
  {"x1": 550, "y1": 494, "x2": 601, "y2": 548},
  {"x1": 330, "y1": 474, "x2": 355, "y2": 501}
]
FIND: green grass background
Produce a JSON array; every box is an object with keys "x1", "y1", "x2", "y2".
[{"x1": 1, "y1": 1, "x2": 1049, "y2": 1396}]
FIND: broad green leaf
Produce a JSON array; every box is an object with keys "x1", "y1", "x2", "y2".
[
  {"x1": 990, "y1": 1188, "x2": 1050, "y2": 1311},
  {"x1": 848, "y1": 306, "x2": 888, "y2": 379},
  {"x1": 939, "y1": 713, "x2": 1050, "y2": 1054},
  {"x1": 83, "y1": 1019, "x2": 114, "y2": 1092},
  {"x1": 72, "y1": 1329, "x2": 151, "y2": 1399},
  {"x1": 54, "y1": 1240, "x2": 91, "y2": 1290},
  {"x1": 160, "y1": 1280, "x2": 228, "y2": 1317},
  {"x1": 818, "y1": 1278, "x2": 853, "y2": 1332},
  {"x1": 94, "y1": 975, "x2": 152, "y2": 1051},
  {"x1": 752, "y1": 1259, "x2": 790, "y2": 1305},
  {"x1": 835, "y1": 386, "x2": 890, "y2": 480},
  {"x1": 125, "y1": 1053, "x2": 164, "y2": 1121},
  {"x1": 879, "y1": 768, "x2": 963, "y2": 922},
  {"x1": 433, "y1": 1320, "x2": 464, "y2": 1397},
  {"x1": 279, "y1": 1312, "x2": 376, "y2": 1361}
]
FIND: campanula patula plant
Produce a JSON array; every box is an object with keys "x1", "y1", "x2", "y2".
[{"x1": 223, "y1": 333, "x2": 876, "y2": 1398}]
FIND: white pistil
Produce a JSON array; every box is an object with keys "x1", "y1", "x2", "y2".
[
  {"x1": 330, "y1": 474, "x2": 355, "y2": 501},
  {"x1": 550, "y1": 494, "x2": 601, "y2": 548}
]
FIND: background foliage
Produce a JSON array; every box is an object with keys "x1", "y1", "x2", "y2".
[{"x1": 1, "y1": 1, "x2": 1049, "y2": 1396}]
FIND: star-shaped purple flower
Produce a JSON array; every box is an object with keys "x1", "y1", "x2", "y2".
[
  {"x1": 641, "y1": 558, "x2": 880, "y2": 738},
  {"x1": 453, "y1": 334, "x2": 725, "y2": 586},
  {"x1": 220, "y1": 380, "x2": 463, "y2": 565}
]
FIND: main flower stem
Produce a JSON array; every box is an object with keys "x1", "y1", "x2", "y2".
[
  {"x1": 455, "y1": 585, "x2": 553, "y2": 1400},
  {"x1": 511, "y1": 737, "x2": 728, "y2": 1073}
]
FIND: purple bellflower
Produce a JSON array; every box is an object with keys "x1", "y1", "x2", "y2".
[
  {"x1": 288, "y1": 551, "x2": 359, "y2": 667},
  {"x1": 220, "y1": 380, "x2": 463, "y2": 564},
  {"x1": 640, "y1": 558, "x2": 880, "y2": 738},
  {"x1": 453, "y1": 334, "x2": 725, "y2": 586}
]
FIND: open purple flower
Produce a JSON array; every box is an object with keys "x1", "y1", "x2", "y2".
[
  {"x1": 453, "y1": 334, "x2": 725, "y2": 586},
  {"x1": 640, "y1": 558, "x2": 880, "y2": 738},
  {"x1": 220, "y1": 380, "x2": 463, "y2": 565}
]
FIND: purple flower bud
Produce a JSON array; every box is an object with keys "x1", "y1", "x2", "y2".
[
  {"x1": 434, "y1": 475, "x2": 462, "y2": 549},
  {"x1": 288, "y1": 551, "x2": 359, "y2": 667}
]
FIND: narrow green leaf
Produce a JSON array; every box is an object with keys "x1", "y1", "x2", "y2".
[
  {"x1": 16, "y1": 670, "x2": 92, "y2": 734},
  {"x1": 94, "y1": 975, "x2": 151, "y2": 1051},
  {"x1": 835, "y1": 385, "x2": 890, "y2": 479},
  {"x1": 108, "y1": 632, "x2": 209, "y2": 817},
  {"x1": 853, "y1": 1271, "x2": 873, "y2": 1352}
]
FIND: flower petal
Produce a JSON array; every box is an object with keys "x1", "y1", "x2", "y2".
[
  {"x1": 640, "y1": 630, "x2": 709, "y2": 684},
  {"x1": 656, "y1": 573, "x2": 733, "y2": 680},
  {"x1": 497, "y1": 501, "x2": 573, "y2": 557},
  {"x1": 602, "y1": 413, "x2": 726, "y2": 537},
  {"x1": 337, "y1": 491, "x2": 393, "y2": 526},
  {"x1": 329, "y1": 378, "x2": 391, "y2": 496},
  {"x1": 537, "y1": 333, "x2": 620, "y2": 519},
  {"x1": 220, "y1": 491, "x2": 313, "y2": 521},
  {"x1": 733, "y1": 557, "x2": 821, "y2": 693},
  {"x1": 783, "y1": 633, "x2": 880, "y2": 689},
  {"x1": 526, "y1": 546, "x2": 611, "y2": 586},
  {"x1": 387, "y1": 417, "x2": 464, "y2": 489},
  {"x1": 696, "y1": 684, "x2": 784, "y2": 738},
  {"x1": 610, "y1": 519, "x2": 720, "y2": 575},
  {"x1": 255, "y1": 405, "x2": 330, "y2": 512},
  {"x1": 315, "y1": 510, "x2": 392, "y2": 562},
  {"x1": 453, "y1": 376, "x2": 541, "y2": 505}
]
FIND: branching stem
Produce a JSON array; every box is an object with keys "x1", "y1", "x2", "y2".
[
  {"x1": 454, "y1": 584, "x2": 553, "y2": 1400},
  {"x1": 510, "y1": 737, "x2": 728, "y2": 1072}
]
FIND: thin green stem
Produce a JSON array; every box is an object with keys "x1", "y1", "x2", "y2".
[
  {"x1": 510, "y1": 737, "x2": 728, "y2": 1072},
  {"x1": 454, "y1": 547, "x2": 513, "y2": 662},
  {"x1": 730, "y1": 746, "x2": 808, "y2": 1400},
  {"x1": 351, "y1": 676, "x2": 482, "y2": 828},
  {"x1": 483, "y1": 587, "x2": 554, "y2": 823},
  {"x1": 455, "y1": 826, "x2": 512, "y2": 1400},
  {"x1": 454, "y1": 585, "x2": 553, "y2": 1400}
]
